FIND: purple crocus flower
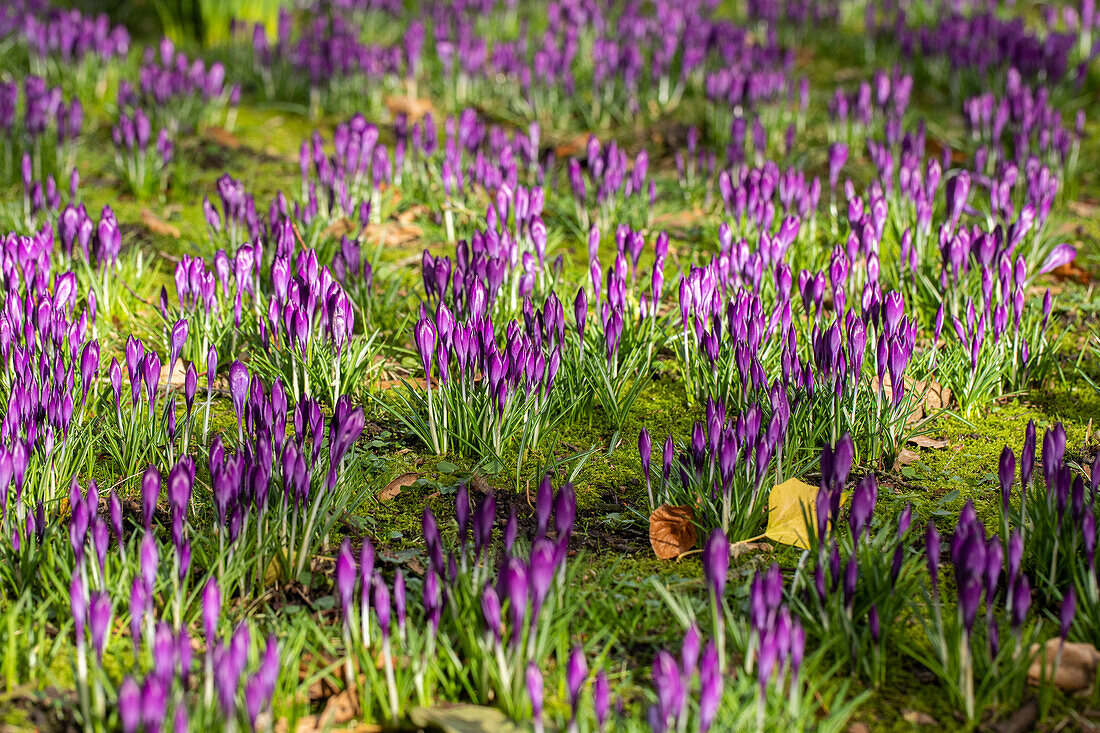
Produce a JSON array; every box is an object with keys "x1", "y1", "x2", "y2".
[
  {"x1": 651, "y1": 649, "x2": 683, "y2": 728},
  {"x1": 481, "y1": 584, "x2": 502, "y2": 641},
  {"x1": 527, "y1": 663, "x2": 544, "y2": 733},
  {"x1": 71, "y1": 574, "x2": 87, "y2": 645},
  {"x1": 503, "y1": 558, "x2": 527, "y2": 645},
  {"x1": 926, "y1": 522, "x2": 941, "y2": 597},
  {"x1": 1011, "y1": 576, "x2": 1031, "y2": 630},
  {"x1": 703, "y1": 530, "x2": 729, "y2": 599},
  {"x1": 141, "y1": 465, "x2": 160, "y2": 529},
  {"x1": 593, "y1": 670, "x2": 610, "y2": 730},
  {"x1": 1038, "y1": 244, "x2": 1077, "y2": 276},
  {"x1": 168, "y1": 318, "x2": 188, "y2": 375},
  {"x1": 414, "y1": 318, "x2": 436, "y2": 381},
  {"x1": 639, "y1": 427, "x2": 652, "y2": 487},
  {"x1": 373, "y1": 573, "x2": 391, "y2": 641},
  {"x1": 119, "y1": 677, "x2": 141, "y2": 733},
  {"x1": 698, "y1": 641, "x2": 722, "y2": 732},
  {"x1": 1061, "y1": 587, "x2": 1076, "y2": 641},
  {"x1": 336, "y1": 539, "x2": 357, "y2": 620},
  {"x1": 567, "y1": 646, "x2": 588, "y2": 714},
  {"x1": 203, "y1": 578, "x2": 220, "y2": 641},
  {"x1": 999, "y1": 446, "x2": 1015, "y2": 511},
  {"x1": 89, "y1": 592, "x2": 112, "y2": 660}
]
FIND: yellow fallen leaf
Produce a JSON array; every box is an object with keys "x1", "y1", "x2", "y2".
[{"x1": 764, "y1": 477, "x2": 819, "y2": 549}]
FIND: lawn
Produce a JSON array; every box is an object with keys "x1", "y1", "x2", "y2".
[{"x1": 0, "y1": 0, "x2": 1099, "y2": 731}]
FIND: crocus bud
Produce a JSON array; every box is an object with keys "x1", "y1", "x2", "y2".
[
  {"x1": 168, "y1": 318, "x2": 188, "y2": 374},
  {"x1": 371, "y1": 572, "x2": 392, "y2": 642},
  {"x1": 527, "y1": 664, "x2": 544, "y2": 732},
  {"x1": 639, "y1": 428, "x2": 652, "y2": 483},
  {"x1": 141, "y1": 466, "x2": 160, "y2": 529},
  {"x1": 703, "y1": 529, "x2": 729, "y2": 599},
  {"x1": 481, "y1": 584, "x2": 502, "y2": 641},
  {"x1": 203, "y1": 578, "x2": 220, "y2": 641},
  {"x1": 999, "y1": 447, "x2": 1015, "y2": 512},
  {"x1": 698, "y1": 641, "x2": 722, "y2": 732},
  {"x1": 926, "y1": 522, "x2": 940, "y2": 596},
  {"x1": 119, "y1": 677, "x2": 141, "y2": 733},
  {"x1": 336, "y1": 539, "x2": 356, "y2": 620},
  {"x1": 1061, "y1": 587, "x2": 1076, "y2": 641},
  {"x1": 1011, "y1": 576, "x2": 1031, "y2": 630},
  {"x1": 567, "y1": 646, "x2": 587, "y2": 711}
]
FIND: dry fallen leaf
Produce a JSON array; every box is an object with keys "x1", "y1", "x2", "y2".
[
  {"x1": 907, "y1": 435, "x2": 950, "y2": 450},
  {"x1": 893, "y1": 447, "x2": 921, "y2": 469},
  {"x1": 764, "y1": 477, "x2": 818, "y2": 549},
  {"x1": 920, "y1": 381, "x2": 953, "y2": 413},
  {"x1": 1028, "y1": 640, "x2": 1100, "y2": 692},
  {"x1": 140, "y1": 209, "x2": 180, "y2": 239},
  {"x1": 321, "y1": 217, "x2": 359, "y2": 240},
  {"x1": 292, "y1": 688, "x2": 363, "y2": 732},
  {"x1": 362, "y1": 221, "x2": 421, "y2": 248},
  {"x1": 205, "y1": 126, "x2": 242, "y2": 150},
  {"x1": 553, "y1": 133, "x2": 590, "y2": 158},
  {"x1": 380, "y1": 472, "x2": 418, "y2": 502},
  {"x1": 649, "y1": 504, "x2": 697, "y2": 559},
  {"x1": 730, "y1": 541, "x2": 771, "y2": 560},
  {"x1": 652, "y1": 208, "x2": 707, "y2": 230},
  {"x1": 385, "y1": 95, "x2": 434, "y2": 122},
  {"x1": 409, "y1": 705, "x2": 526, "y2": 733},
  {"x1": 396, "y1": 204, "x2": 430, "y2": 225},
  {"x1": 158, "y1": 361, "x2": 189, "y2": 388},
  {"x1": 1050, "y1": 261, "x2": 1092, "y2": 285},
  {"x1": 901, "y1": 709, "x2": 937, "y2": 725}
]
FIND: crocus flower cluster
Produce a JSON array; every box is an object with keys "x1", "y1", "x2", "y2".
[
  {"x1": 121, "y1": 37, "x2": 240, "y2": 135},
  {"x1": 335, "y1": 477, "x2": 578, "y2": 722},
  {"x1": 0, "y1": 76, "x2": 82, "y2": 182},
  {"x1": 17, "y1": 3, "x2": 130, "y2": 65},
  {"x1": 800, "y1": 435, "x2": 918, "y2": 683},
  {"x1": 212, "y1": 361, "x2": 365, "y2": 583},
  {"x1": 111, "y1": 106, "x2": 174, "y2": 197},
  {"x1": 641, "y1": 395, "x2": 787, "y2": 539},
  {"x1": 874, "y1": 8, "x2": 1088, "y2": 88},
  {"x1": 408, "y1": 293, "x2": 561, "y2": 456},
  {"x1": 65, "y1": 470, "x2": 279, "y2": 732},
  {"x1": 999, "y1": 420, "x2": 1100, "y2": 643},
  {"x1": 922, "y1": 500, "x2": 1035, "y2": 721},
  {"x1": 0, "y1": 260, "x2": 99, "y2": 517},
  {"x1": 567, "y1": 135, "x2": 654, "y2": 230}
]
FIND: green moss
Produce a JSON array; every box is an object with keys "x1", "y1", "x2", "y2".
[{"x1": 889, "y1": 386, "x2": 1097, "y2": 534}]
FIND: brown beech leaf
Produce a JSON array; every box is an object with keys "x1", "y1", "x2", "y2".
[
  {"x1": 291, "y1": 688, "x2": 363, "y2": 732},
  {"x1": 205, "y1": 126, "x2": 241, "y2": 150},
  {"x1": 320, "y1": 217, "x2": 358, "y2": 240},
  {"x1": 158, "y1": 361, "x2": 189, "y2": 389},
  {"x1": 409, "y1": 705, "x2": 525, "y2": 733},
  {"x1": 553, "y1": 133, "x2": 589, "y2": 158},
  {"x1": 380, "y1": 472, "x2": 418, "y2": 502},
  {"x1": 901, "y1": 710, "x2": 938, "y2": 725},
  {"x1": 140, "y1": 209, "x2": 180, "y2": 238},
  {"x1": 907, "y1": 435, "x2": 949, "y2": 450},
  {"x1": 362, "y1": 221, "x2": 422, "y2": 248},
  {"x1": 385, "y1": 95, "x2": 434, "y2": 122},
  {"x1": 730, "y1": 541, "x2": 771, "y2": 560},
  {"x1": 1051, "y1": 261, "x2": 1092, "y2": 285},
  {"x1": 649, "y1": 504, "x2": 697, "y2": 559},
  {"x1": 396, "y1": 204, "x2": 430, "y2": 224},
  {"x1": 1028, "y1": 639, "x2": 1100, "y2": 691},
  {"x1": 893, "y1": 447, "x2": 921, "y2": 469}
]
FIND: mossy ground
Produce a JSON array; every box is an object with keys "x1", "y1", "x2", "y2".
[{"x1": 2, "y1": 5, "x2": 1100, "y2": 731}]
